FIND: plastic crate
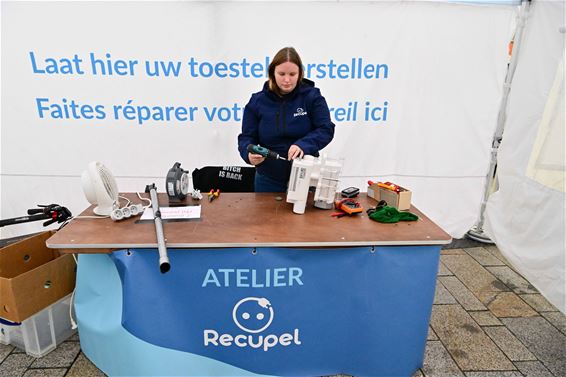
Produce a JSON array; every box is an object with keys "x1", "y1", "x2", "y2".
[{"x1": 0, "y1": 294, "x2": 76, "y2": 357}]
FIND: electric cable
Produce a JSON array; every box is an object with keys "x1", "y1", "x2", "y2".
[
  {"x1": 137, "y1": 192, "x2": 152, "y2": 209},
  {"x1": 118, "y1": 196, "x2": 131, "y2": 207},
  {"x1": 73, "y1": 215, "x2": 110, "y2": 219},
  {"x1": 69, "y1": 254, "x2": 78, "y2": 330}
]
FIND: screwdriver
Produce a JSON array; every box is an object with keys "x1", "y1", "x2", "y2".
[{"x1": 247, "y1": 144, "x2": 287, "y2": 161}]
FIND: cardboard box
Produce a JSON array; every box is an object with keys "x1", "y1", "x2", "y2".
[
  {"x1": 0, "y1": 231, "x2": 76, "y2": 323},
  {"x1": 367, "y1": 183, "x2": 412, "y2": 211}
]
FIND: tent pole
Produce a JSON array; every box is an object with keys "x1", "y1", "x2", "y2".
[{"x1": 467, "y1": 0, "x2": 532, "y2": 243}]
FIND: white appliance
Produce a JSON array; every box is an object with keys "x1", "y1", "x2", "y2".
[
  {"x1": 81, "y1": 161, "x2": 119, "y2": 216},
  {"x1": 286, "y1": 155, "x2": 343, "y2": 214}
]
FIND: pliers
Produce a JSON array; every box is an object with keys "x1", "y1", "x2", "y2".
[
  {"x1": 366, "y1": 200, "x2": 387, "y2": 215},
  {"x1": 208, "y1": 189, "x2": 220, "y2": 202}
]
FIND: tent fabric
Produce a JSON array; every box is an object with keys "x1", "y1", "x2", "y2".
[
  {"x1": 451, "y1": 0, "x2": 520, "y2": 4},
  {"x1": 0, "y1": 1, "x2": 517, "y2": 239},
  {"x1": 485, "y1": 0, "x2": 566, "y2": 313}
]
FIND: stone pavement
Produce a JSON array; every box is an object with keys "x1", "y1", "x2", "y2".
[{"x1": 1, "y1": 241, "x2": 564, "y2": 377}]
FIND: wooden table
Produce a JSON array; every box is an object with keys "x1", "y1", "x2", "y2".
[
  {"x1": 47, "y1": 192, "x2": 451, "y2": 377},
  {"x1": 47, "y1": 192, "x2": 451, "y2": 251}
]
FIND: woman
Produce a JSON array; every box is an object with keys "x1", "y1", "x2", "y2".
[{"x1": 237, "y1": 47, "x2": 335, "y2": 192}]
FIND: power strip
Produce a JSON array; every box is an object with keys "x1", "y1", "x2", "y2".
[{"x1": 110, "y1": 204, "x2": 144, "y2": 221}]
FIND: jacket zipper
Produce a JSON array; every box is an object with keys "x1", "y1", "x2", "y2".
[
  {"x1": 275, "y1": 111, "x2": 280, "y2": 132},
  {"x1": 282, "y1": 102, "x2": 287, "y2": 136}
]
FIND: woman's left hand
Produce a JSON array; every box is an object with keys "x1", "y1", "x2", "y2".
[{"x1": 288, "y1": 145, "x2": 304, "y2": 160}]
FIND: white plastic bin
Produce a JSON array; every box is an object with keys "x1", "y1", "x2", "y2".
[{"x1": 0, "y1": 293, "x2": 76, "y2": 357}]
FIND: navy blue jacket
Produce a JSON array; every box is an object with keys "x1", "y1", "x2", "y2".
[{"x1": 238, "y1": 79, "x2": 335, "y2": 183}]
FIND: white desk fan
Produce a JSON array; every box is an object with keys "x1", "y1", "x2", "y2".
[{"x1": 81, "y1": 161, "x2": 119, "y2": 216}]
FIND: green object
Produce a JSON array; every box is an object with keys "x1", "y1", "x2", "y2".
[{"x1": 369, "y1": 206, "x2": 418, "y2": 223}]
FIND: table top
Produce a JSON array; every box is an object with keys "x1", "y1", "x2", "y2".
[{"x1": 47, "y1": 192, "x2": 451, "y2": 252}]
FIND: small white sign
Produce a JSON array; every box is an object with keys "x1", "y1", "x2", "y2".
[{"x1": 141, "y1": 206, "x2": 201, "y2": 220}]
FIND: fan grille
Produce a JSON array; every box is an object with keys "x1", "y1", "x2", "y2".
[{"x1": 97, "y1": 165, "x2": 118, "y2": 199}]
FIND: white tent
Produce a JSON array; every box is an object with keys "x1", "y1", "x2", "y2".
[
  {"x1": 485, "y1": 0, "x2": 565, "y2": 313},
  {"x1": 0, "y1": 0, "x2": 564, "y2": 311}
]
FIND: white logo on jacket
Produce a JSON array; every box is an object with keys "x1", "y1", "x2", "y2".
[{"x1": 293, "y1": 108, "x2": 308, "y2": 117}]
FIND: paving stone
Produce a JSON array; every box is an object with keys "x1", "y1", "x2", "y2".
[
  {"x1": 476, "y1": 289, "x2": 498, "y2": 303},
  {"x1": 484, "y1": 245, "x2": 512, "y2": 266},
  {"x1": 502, "y1": 317, "x2": 566, "y2": 377},
  {"x1": 441, "y1": 248, "x2": 467, "y2": 255},
  {"x1": 520, "y1": 294, "x2": 558, "y2": 312},
  {"x1": 412, "y1": 369, "x2": 424, "y2": 377},
  {"x1": 11, "y1": 346, "x2": 26, "y2": 353},
  {"x1": 485, "y1": 292, "x2": 538, "y2": 318},
  {"x1": 66, "y1": 352, "x2": 107, "y2": 377},
  {"x1": 435, "y1": 281, "x2": 458, "y2": 305},
  {"x1": 468, "y1": 311, "x2": 503, "y2": 326},
  {"x1": 486, "y1": 266, "x2": 538, "y2": 294},
  {"x1": 67, "y1": 333, "x2": 80, "y2": 342},
  {"x1": 23, "y1": 369, "x2": 67, "y2": 377},
  {"x1": 438, "y1": 276, "x2": 486, "y2": 311},
  {"x1": 0, "y1": 353, "x2": 35, "y2": 377},
  {"x1": 464, "y1": 373, "x2": 522, "y2": 377},
  {"x1": 0, "y1": 343, "x2": 14, "y2": 363},
  {"x1": 428, "y1": 326, "x2": 439, "y2": 341},
  {"x1": 30, "y1": 342, "x2": 80, "y2": 368},
  {"x1": 483, "y1": 326, "x2": 536, "y2": 361},
  {"x1": 514, "y1": 361, "x2": 555, "y2": 377},
  {"x1": 438, "y1": 261, "x2": 453, "y2": 276},
  {"x1": 430, "y1": 305, "x2": 515, "y2": 371},
  {"x1": 464, "y1": 247, "x2": 506, "y2": 266},
  {"x1": 421, "y1": 340, "x2": 464, "y2": 377},
  {"x1": 541, "y1": 311, "x2": 566, "y2": 335},
  {"x1": 440, "y1": 254, "x2": 508, "y2": 298}
]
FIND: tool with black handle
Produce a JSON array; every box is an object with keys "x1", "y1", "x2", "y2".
[
  {"x1": 247, "y1": 144, "x2": 287, "y2": 161},
  {"x1": 0, "y1": 204, "x2": 72, "y2": 228},
  {"x1": 145, "y1": 184, "x2": 171, "y2": 273}
]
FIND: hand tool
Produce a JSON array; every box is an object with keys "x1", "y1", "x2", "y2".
[
  {"x1": 378, "y1": 182, "x2": 401, "y2": 193},
  {"x1": 247, "y1": 144, "x2": 287, "y2": 161},
  {"x1": 208, "y1": 189, "x2": 220, "y2": 202},
  {"x1": 0, "y1": 204, "x2": 72, "y2": 228},
  {"x1": 368, "y1": 180, "x2": 401, "y2": 193}
]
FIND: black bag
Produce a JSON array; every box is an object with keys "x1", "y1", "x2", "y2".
[{"x1": 192, "y1": 166, "x2": 255, "y2": 193}]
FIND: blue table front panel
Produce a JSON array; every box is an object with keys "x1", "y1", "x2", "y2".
[{"x1": 90, "y1": 246, "x2": 440, "y2": 376}]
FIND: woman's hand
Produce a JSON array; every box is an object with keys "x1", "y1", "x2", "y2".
[
  {"x1": 288, "y1": 145, "x2": 304, "y2": 160},
  {"x1": 248, "y1": 153, "x2": 266, "y2": 166}
]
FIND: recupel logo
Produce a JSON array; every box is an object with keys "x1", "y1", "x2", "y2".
[
  {"x1": 232, "y1": 297, "x2": 274, "y2": 333},
  {"x1": 293, "y1": 108, "x2": 307, "y2": 117},
  {"x1": 203, "y1": 296, "x2": 302, "y2": 351}
]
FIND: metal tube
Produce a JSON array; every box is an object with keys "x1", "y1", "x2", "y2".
[
  {"x1": 468, "y1": 0, "x2": 531, "y2": 242},
  {"x1": 148, "y1": 185, "x2": 171, "y2": 273}
]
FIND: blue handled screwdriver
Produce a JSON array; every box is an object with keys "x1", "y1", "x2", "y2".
[{"x1": 246, "y1": 144, "x2": 287, "y2": 161}]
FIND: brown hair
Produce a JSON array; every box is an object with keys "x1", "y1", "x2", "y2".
[{"x1": 268, "y1": 47, "x2": 304, "y2": 96}]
